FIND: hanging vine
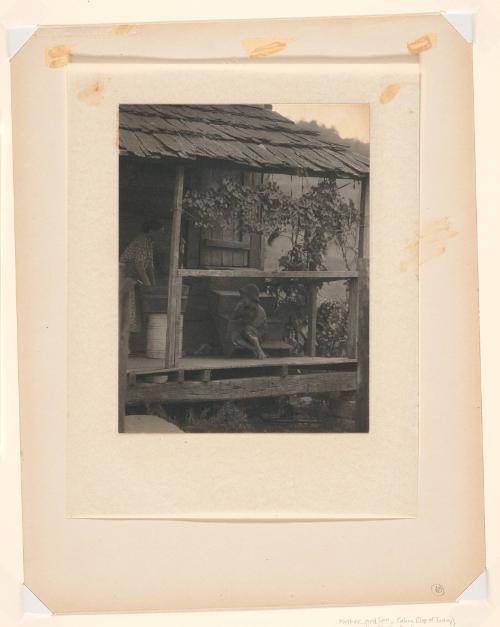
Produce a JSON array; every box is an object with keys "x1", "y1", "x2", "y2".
[{"x1": 182, "y1": 176, "x2": 359, "y2": 269}]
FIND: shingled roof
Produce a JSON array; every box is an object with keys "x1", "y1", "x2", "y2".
[{"x1": 119, "y1": 105, "x2": 369, "y2": 179}]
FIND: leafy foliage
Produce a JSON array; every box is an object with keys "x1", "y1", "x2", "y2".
[
  {"x1": 316, "y1": 298, "x2": 349, "y2": 357},
  {"x1": 183, "y1": 401, "x2": 253, "y2": 433},
  {"x1": 269, "y1": 287, "x2": 349, "y2": 357},
  {"x1": 273, "y1": 178, "x2": 359, "y2": 271},
  {"x1": 183, "y1": 176, "x2": 360, "y2": 269},
  {"x1": 178, "y1": 394, "x2": 356, "y2": 433},
  {"x1": 182, "y1": 178, "x2": 289, "y2": 237}
]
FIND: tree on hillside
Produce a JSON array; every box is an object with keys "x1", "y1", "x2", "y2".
[{"x1": 296, "y1": 119, "x2": 369, "y2": 158}]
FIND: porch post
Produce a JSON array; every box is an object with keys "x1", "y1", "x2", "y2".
[
  {"x1": 355, "y1": 177, "x2": 370, "y2": 432},
  {"x1": 165, "y1": 164, "x2": 185, "y2": 368},
  {"x1": 346, "y1": 176, "x2": 369, "y2": 358},
  {"x1": 358, "y1": 177, "x2": 369, "y2": 259},
  {"x1": 345, "y1": 278, "x2": 359, "y2": 358},
  {"x1": 306, "y1": 283, "x2": 318, "y2": 356},
  {"x1": 118, "y1": 263, "x2": 132, "y2": 432}
]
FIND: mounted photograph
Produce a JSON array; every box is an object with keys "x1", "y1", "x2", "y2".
[{"x1": 119, "y1": 103, "x2": 370, "y2": 433}]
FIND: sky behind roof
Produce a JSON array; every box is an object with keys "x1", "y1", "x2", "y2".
[{"x1": 273, "y1": 104, "x2": 370, "y2": 144}]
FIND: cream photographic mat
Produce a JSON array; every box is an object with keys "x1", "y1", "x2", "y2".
[
  {"x1": 12, "y1": 14, "x2": 484, "y2": 612},
  {"x1": 66, "y1": 61, "x2": 419, "y2": 519}
]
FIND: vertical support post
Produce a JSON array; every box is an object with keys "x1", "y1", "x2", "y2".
[
  {"x1": 355, "y1": 177, "x2": 370, "y2": 432},
  {"x1": 355, "y1": 258, "x2": 369, "y2": 432},
  {"x1": 346, "y1": 177, "x2": 369, "y2": 358},
  {"x1": 165, "y1": 164, "x2": 185, "y2": 368},
  {"x1": 175, "y1": 301, "x2": 184, "y2": 359},
  {"x1": 358, "y1": 178, "x2": 369, "y2": 259},
  {"x1": 118, "y1": 263, "x2": 133, "y2": 432},
  {"x1": 345, "y1": 277, "x2": 359, "y2": 358},
  {"x1": 306, "y1": 283, "x2": 318, "y2": 357}
]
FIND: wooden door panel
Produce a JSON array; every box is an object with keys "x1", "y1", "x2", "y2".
[{"x1": 200, "y1": 217, "x2": 252, "y2": 268}]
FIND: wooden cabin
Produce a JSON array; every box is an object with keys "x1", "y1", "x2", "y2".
[{"x1": 118, "y1": 105, "x2": 369, "y2": 430}]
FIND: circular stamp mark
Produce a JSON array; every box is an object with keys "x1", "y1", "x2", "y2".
[{"x1": 431, "y1": 583, "x2": 445, "y2": 596}]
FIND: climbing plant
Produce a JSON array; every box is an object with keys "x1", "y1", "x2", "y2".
[
  {"x1": 182, "y1": 177, "x2": 359, "y2": 270},
  {"x1": 182, "y1": 178, "x2": 287, "y2": 236}
]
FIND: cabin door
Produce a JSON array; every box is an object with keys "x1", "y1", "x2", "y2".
[
  {"x1": 199, "y1": 221, "x2": 264, "y2": 268},
  {"x1": 200, "y1": 219, "x2": 249, "y2": 268},
  {"x1": 185, "y1": 217, "x2": 262, "y2": 269}
]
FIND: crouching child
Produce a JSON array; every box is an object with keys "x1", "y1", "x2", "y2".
[{"x1": 225, "y1": 283, "x2": 268, "y2": 359}]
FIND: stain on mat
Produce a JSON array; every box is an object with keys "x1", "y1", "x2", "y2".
[
  {"x1": 407, "y1": 33, "x2": 437, "y2": 54},
  {"x1": 45, "y1": 44, "x2": 71, "y2": 68},
  {"x1": 400, "y1": 217, "x2": 458, "y2": 273},
  {"x1": 242, "y1": 38, "x2": 290, "y2": 58},
  {"x1": 380, "y1": 83, "x2": 401, "y2": 104}
]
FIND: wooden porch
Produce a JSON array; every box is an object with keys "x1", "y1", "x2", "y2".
[{"x1": 127, "y1": 354, "x2": 358, "y2": 404}]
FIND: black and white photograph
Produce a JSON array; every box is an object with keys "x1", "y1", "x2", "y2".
[
  {"x1": 119, "y1": 103, "x2": 369, "y2": 433},
  {"x1": 5, "y1": 8, "x2": 490, "y2": 619}
]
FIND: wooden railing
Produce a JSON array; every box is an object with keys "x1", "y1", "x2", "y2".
[
  {"x1": 177, "y1": 268, "x2": 358, "y2": 359},
  {"x1": 177, "y1": 269, "x2": 357, "y2": 279}
]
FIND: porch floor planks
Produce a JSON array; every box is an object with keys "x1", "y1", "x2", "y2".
[{"x1": 128, "y1": 354, "x2": 356, "y2": 375}]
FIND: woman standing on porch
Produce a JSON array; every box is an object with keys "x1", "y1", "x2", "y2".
[{"x1": 120, "y1": 218, "x2": 165, "y2": 338}]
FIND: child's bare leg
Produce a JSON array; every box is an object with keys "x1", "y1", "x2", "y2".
[
  {"x1": 229, "y1": 327, "x2": 252, "y2": 353},
  {"x1": 246, "y1": 332, "x2": 267, "y2": 359},
  {"x1": 233, "y1": 334, "x2": 257, "y2": 353}
]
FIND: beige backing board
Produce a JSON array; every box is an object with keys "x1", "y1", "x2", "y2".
[
  {"x1": 66, "y1": 61, "x2": 418, "y2": 520},
  {"x1": 13, "y1": 14, "x2": 484, "y2": 613}
]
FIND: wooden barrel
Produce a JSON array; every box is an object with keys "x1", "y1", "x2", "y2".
[
  {"x1": 146, "y1": 313, "x2": 168, "y2": 359},
  {"x1": 146, "y1": 313, "x2": 183, "y2": 359}
]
